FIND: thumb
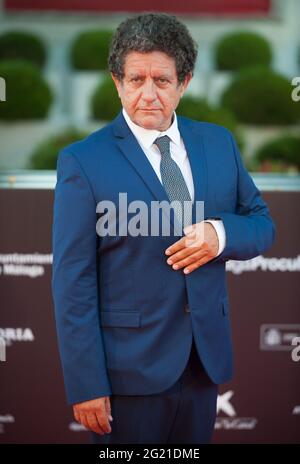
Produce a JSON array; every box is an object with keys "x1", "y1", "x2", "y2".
[
  {"x1": 105, "y1": 396, "x2": 113, "y2": 421},
  {"x1": 183, "y1": 224, "x2": 194, "y2": 236}
]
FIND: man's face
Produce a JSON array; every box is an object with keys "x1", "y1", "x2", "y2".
[{"x1": 112, "y1": 51, "x2": 191, "y2": 131}]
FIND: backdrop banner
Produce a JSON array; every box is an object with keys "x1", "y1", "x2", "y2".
[
  {"x1": 4, "y1": 1, "x2": 271, "y2": 15},
  {"x1": 0, "y1": 189, "x2": 299, "y2": 444}
]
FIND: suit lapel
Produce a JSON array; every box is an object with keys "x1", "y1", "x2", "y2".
[
  {"x1": 177, "y1": 117, "x2": 208, "y2": 224},
  {"x1": 113, "y1": 112, "x2": 176, "y2": 231}
]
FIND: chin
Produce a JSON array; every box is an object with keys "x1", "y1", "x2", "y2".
[{"x1": 136, "y1": 115, "x2": 162, "y2": 130}]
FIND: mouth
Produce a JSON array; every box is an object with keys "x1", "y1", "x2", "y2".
[{"x1": 139, "y1": 109, "x2": 160, "y2": 112}]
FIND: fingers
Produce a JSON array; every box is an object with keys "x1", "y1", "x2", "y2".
[
  {"x1": 166, "y1": 237, "x2": 205, "y2": 268},
  {"x1": 78, "y1": 411, "x2": 106, "y2": 435},
  {"x1": 73, "y1": 408, "x2": 80, "y2": 423},
  {"x1": 168, "y1": 248, "x2": 209, "y2": 272},
  {"x1": 169, "y1": 245, "x2": 215, "y2": 274},
  {"x1": 183, "y1": 255, "x2": 211, "y2": 274},
  {"x1": 166, "y1": 233, "x2": 208, "y2": 267},
  {"x1": 95, "y1": 410, "x2": 111, "y2": 434},
  {"x1": 165, "y1": 236, "x2": 187, "y2": 256},
  {"x1": 73, "y1": 397, "x2": 112, "y2": 435},
  {"x1": 165, "y1": 222, "x2": 218, "y2": 274},
  {"x1": 165, "y1": 235, "x2": 199, "y2": 262},
  {"x1": 95, "y1": 402, "x2": 112, "y2": 434},
  {"x1": 78, "y1": 411, "x2": 89, "y2": 431},
  {"x1": 87, "y1": 413, "x2": 106, "y2": 435},
  {"x1": 165, "y1": 223, "x2": 205, "y2": 257},
  {"x1": 105, "y1": 396, "x2": 113, "y2": 422}
]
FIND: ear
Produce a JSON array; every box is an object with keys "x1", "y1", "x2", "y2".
[
  {"x1": 111, "y1": 73, "x2": 122, "y2": 98},
  {"x1": 179, "y1": 73, "x2": 192, "y2": 97}
]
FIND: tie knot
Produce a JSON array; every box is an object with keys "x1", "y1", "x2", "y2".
[{"x1": 154, "y1": 135, "x2": 171, "y2": 157}]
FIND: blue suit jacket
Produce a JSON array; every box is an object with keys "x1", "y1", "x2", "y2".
[{"x1": 51, "y1": 111, "x2": 275, "y2": 405}]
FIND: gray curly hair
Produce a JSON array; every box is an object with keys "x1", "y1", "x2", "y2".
[{"x1": 108, "y1": 13, "x2": 198, "y2": 84}]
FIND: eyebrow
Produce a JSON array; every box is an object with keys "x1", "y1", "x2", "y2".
[
  {"x1": 127, "y1": 73, "x2": 145, "y2": 78},
  {"x1": 127, "y1": 73, "x2": 172, "y2": 80}
]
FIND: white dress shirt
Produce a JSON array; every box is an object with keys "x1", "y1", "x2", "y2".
[{"x1": 122, "y1": 108, "x2": 226, "y2": 256}]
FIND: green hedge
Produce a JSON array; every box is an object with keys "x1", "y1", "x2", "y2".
[
  {"x1": 29, "y1": 128, "x2": 89, "y2": 169},
  {"x1": 252, "y1": 134, "x2": 300, "y2": 172},
  {"x1": 71, "y1": 30, "x2": 114, "y2": 70},
  {"x1": 221, "y1": 67, "x2": 300, "y2": 125},
  {"x1": 177, "y1": 95, "x2": 243, "y2": 149},
  {"x1": 0, "y1": 31, "x2": 46, "y2": 68},
  {"x1": 0, "y1": 60, "x2": 52, "y2": 120},
  {"x1": 215, "y1": 31, "x2": 272, "y2": 71},
  {"x1": 91, "y1": 74, "x2": 121, "y2": 120}
]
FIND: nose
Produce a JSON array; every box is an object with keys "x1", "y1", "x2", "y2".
[{"x1": 141, "y1": 79, "x2": 157, "y2": 103}]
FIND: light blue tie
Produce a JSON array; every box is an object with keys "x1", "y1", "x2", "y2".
[{"x1": 154, "y1": 135, "x2": 192, "y2": 230}]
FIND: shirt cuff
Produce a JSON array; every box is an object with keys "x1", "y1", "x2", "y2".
[{"x1": 204, "y1": 220, "x2": 226, "y2": 256}]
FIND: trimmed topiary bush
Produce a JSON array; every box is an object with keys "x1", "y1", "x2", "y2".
[
  {"x1": 0, "y1": 31, "x2": 46, "y2": 68},
  {"x1": 215, "y1": 31, "x2": 272, "y2": 71},
  {"x1": 221, "y1": 67, "x2": 300, "y2": 125},
  {"x1": 177, "y1": 95, "x2": 243, "y2": 148},
  {"x1": 253, "y1": 134, "x2": 300, "y2": 171},
  {"x1": 71, "y1": 30, "x2": 114, "y2": 71},
  {"x1": 0, "y1": 60, "x2": 52, "y2": 120},
  {"x1": 91, "y1": 73, "x2": 121, "y2": 120},
  {"x1": 29, "y1": 128, "x2": 89, "y2": 169}
]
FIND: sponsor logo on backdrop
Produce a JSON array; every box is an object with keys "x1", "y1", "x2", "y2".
[
  {"x1": 260, "y1": 324, "x2": 300, "y2": 351},
  {"x1": 227, "y1": 255, "x2": 300, "y2": 275},
  {"x1": 215, "y1": 390, "x2": 258, "y2": 430},
  {"x1": 0, "y1": 414, "x2": 15, "y2": 434},
  {"x1": 0, "y1": 253, "x2": 52, "y2": 278},
  {"x1": 1, "y1": 253, "x2": 299, "y2": 278},
  {"x1": 0, "y1": 328, "x2": 35, "y2": 347}
]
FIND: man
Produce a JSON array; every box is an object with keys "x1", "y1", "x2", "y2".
[{"x1": 52, "y1": 13, "x2": 275, "y2": 444}]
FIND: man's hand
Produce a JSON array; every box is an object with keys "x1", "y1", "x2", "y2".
[
  {"x1": 165, "y1": 221, "x2": 219, "y2": 274},
  {"x1": 73, "y1": 396, "x2": 113, "y2": 435}
]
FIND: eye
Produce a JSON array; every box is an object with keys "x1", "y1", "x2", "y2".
[
  {"x1": 131, "y1": 77, "x2": 142, "y2": 83},
  {"x1": 159, "y1": 78, "x2": 167, "y2": 84}
]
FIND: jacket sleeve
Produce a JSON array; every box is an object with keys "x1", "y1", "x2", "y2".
[
  {"x1": 216, "y1": 132, "x2": 276, "y2": 261},
  {"x1": 51, "y1": 148, "x2": 112, "y2": 405}
]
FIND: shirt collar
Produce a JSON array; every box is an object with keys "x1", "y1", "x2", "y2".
[{"x1": 122, "y1": 108, "x2": 181, "y2": 150}]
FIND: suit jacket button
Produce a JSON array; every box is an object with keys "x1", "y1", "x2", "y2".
[{"x1": 184, "y1": 304, "x2": 190, "y2": 313}]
